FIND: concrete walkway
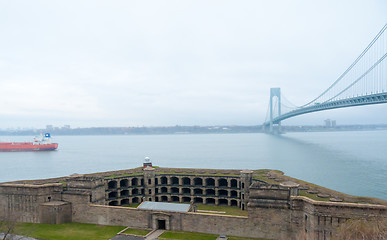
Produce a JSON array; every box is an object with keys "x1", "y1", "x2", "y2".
[
  {"x1": 111, "y1": 234, "x2": 144, "y2": 240},
  {"x1": 0, "y1": 233, "x2": 38, "y2": 240},
  {"x1": 144, "y1": 229, "x2": 165, "y2": 240}
]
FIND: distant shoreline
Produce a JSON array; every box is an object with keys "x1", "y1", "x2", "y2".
[{"x1": 1, "y1": 124, "x2": 387, "y2": 136}]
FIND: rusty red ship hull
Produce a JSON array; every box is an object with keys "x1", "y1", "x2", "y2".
[{"x1": 0, "y1": 142, "x2": 58, "y2": 152}]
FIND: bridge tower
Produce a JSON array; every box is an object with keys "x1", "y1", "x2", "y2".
[{"x1": 269, "y1": 88, "x2": 281, "y2": 133}]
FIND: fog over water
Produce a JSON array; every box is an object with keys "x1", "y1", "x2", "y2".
[{"x1": 1, "y1": 131, "x2": 386, "y2": 200}]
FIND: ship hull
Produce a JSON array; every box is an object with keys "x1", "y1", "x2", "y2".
[{"x1": 0, "y1": 142, "x2": 58, "y2": 152}]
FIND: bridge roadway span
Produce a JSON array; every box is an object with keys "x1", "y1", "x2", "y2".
[{"x1": 264, "y1": 92, "x2": 387, "y2": 126}]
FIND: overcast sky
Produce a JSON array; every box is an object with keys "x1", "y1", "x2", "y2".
[{"x1": 0, "y1": 0, "x2": 386, "y2": 129}]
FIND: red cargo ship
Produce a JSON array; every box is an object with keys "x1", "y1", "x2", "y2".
[{"x1": 0, "y1": 133, "x2": 58, "y2": 152}]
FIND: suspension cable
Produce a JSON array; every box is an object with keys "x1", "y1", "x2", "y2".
[
  {"x1": 300, "y1": 23, "x2": 387, "y2": 107},
  {"x1": 322, "y1": 53, "x2": 387, "y2": 103}
]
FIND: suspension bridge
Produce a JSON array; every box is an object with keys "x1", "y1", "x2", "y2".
[{"x1": 263, "y1": 23, "x2": 387, "y2": 133}]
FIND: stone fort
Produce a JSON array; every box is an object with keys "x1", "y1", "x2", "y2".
[{"x1": 0, "y1": 159, "x2": 386, "y2": 240}]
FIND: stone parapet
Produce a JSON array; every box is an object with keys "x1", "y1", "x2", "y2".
[
  {"x1": 0, "y1": 183, "x2": 63, "y2": 195},
  {"x1": 291, "y1": 196, "x2": 387, "y2": 214}
]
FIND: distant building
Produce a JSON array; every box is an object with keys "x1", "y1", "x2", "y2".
[
  {"x1": 324, "y1": 119, "x2": 336, "y2": 127},
  {"x1": 63, "y1": 125, "x2": 71, "y2": 129}
]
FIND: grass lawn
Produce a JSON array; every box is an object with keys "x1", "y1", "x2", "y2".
[
  {"x1": 121, "y1": 203, "x2": 141, "y2": 208},
  {"x1": 299, "y1": 190, "x2": 330, "y2": 202},
  {"x1": 196, "y1": 204, "x2": 248, "y2": 216},
  {"x1": 159, "y1": 230, "x2": 218, "y2": 240},
  {"x1": 159, "y1": 230, "x2": 269, "y2": 240},
  {"x1": 8, "y1": 222, "x2": 270, "y2": 240},
  {"x1": 12, "y1": 222, "x2": 125, "y2": 240},
  {"x1": 105, "y1": 172, "x2": 144, "y2": 179},
  {"x1": 122, "y1": 228, "x2": 151, "y2": 236}
]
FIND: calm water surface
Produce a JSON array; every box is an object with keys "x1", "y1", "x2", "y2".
[{"x1": 1, "y1": 131, "x2": 386, "y2": 200}]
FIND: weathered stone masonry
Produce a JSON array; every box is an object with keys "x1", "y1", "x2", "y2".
[{"x1": 0, "y1": 167, "x2": 386, "y2": 240}]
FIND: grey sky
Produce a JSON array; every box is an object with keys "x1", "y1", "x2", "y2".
[{"x1": 0, "y1": 0, "x2": 386, "y2": 129}]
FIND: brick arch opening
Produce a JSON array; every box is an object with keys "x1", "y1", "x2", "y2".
[
  {"x1": 109, "y1": 201, "x2": 119, "y2": 206},
  {"x1": 182, "y1": 188, "x2": 190, "y2": 194},
  {"x1": 218, "y1": 190, "x2": 228, "y2": 197},
  {"x1": 108, "y1": 191, "x2": 118, "y2": 199},
  {"x1": 120, "y1": 179, "x2": 128, "y2": 188},
  {"x1": 120, "y1": 190, "x2": 129, "y2": 197},
  {"x1": 182, "y1": 177, "x2": 191, "y2": 185},
  {"x1": 230, "y1": 190, "x2": 238, "y2": 197},
  {"x1": 205, "y1": 189, "x2": 215, "y2": 196},
  {"x1": 171, "y1": 187, "x2": 179, "y2": 194},
  {"x1": 132, "y1": 197, "x2": 139, "y2": 203},
  {"x1": 121, "y1": 199, "x2": 129, "y2": 205},
  {"x1": 161, "y1": 187, "x2": 168, "y2": 193},
  {"x1": 171, "y1": 196, "x2": 179, "y2": 202},
  {"x1": 206, "y1": 198, "x2": 215, "y2": 204},
  {"x1": 161, "y1": 177, "x2": 168, "y2": 184},
  {"x1": 206, "y1": 178, "x2": 215, "y2": 186},
  {"x1": 230, "y1": 200, "x2": 238, "y2": 206},
  {"x1": 182, "y1": 197, "x2": 191, "y2": 203},
  {"x1": 194, "y1": 197, "x2": 203, "y2": 203},
  {"x1": 219, "y1": 199, "x2": 228, "y2": 206},
  {"x1": 231, "y1": 179, "x2": 238, "y2": 188},
  {"x1": 218, "y1": 178, "x2": 228, "y2": 187},
  {"x1": 108, "y1": 181, "x2": 117, "y2": 189},
  {"x1": 132, "y1": 188, "x2": 139, "y2": 195},
  {"x1": 161, "y1": 196, "x2": 168, "y2": 202},
  {"x1": 131, "y1": 178, "x2": 138, "y2": 186},
  {"x1": 194, "y1": 188, "x2": 203, "y2": 195},
  {"x1": 194, "y1": 178, "x2": 203, "y2": 186},
  {"x1": 171, "y1": 177, "x2": 179, "y2": 185}
]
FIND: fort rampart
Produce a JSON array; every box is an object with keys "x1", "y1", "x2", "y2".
[{"x1": 0, "y1": 166, "x2": 386, "y2": 240}]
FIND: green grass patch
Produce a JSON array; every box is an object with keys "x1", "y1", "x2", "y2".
[
  {"x1": 196, "y1": 204, "x2": 248, "y2": 216},
  {"x1": 121, "y1": 203, "x2": 140, "y2": 208},
  {"x1": 159, "y1": 230, "x2": 218, "y2": 240},
  {"x1": 105, "y1": 172, "x2": 143, "y2": 179},
  {"x1": 122, "y1": 228, "x2": 150, "y2": 236},
  {"x1": 159, "y1": 231, "x2": 268, "y2": 240},
  {"x1": 13, "y1": 222, "x2": 125, "y2": 240},
  {"x1": 253, "y1": 175, "x2": 274, "y2": 184},
  {"x1": 299, "y1": 190, "x2": 330, "y2": 202},
  {"x1": 272, "y1": 170, "x2": 284, "y2": 174},
  {"x1": 252, "y1": 169, "x2": 278, "y2": 184}
]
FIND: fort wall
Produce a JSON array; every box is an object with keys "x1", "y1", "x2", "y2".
[
  {"x1": 0, "y1": 167, "x2": 386, "y2": 240},
  {"x1": 0, "y1": 183, "x2": 62, "y2": 223},
  {"x1": 74, "y1": 204, "x2": 256, "y2": 238},
  {"x1": 292, "y1": 196, "x2": 387, "y2": 240}
]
